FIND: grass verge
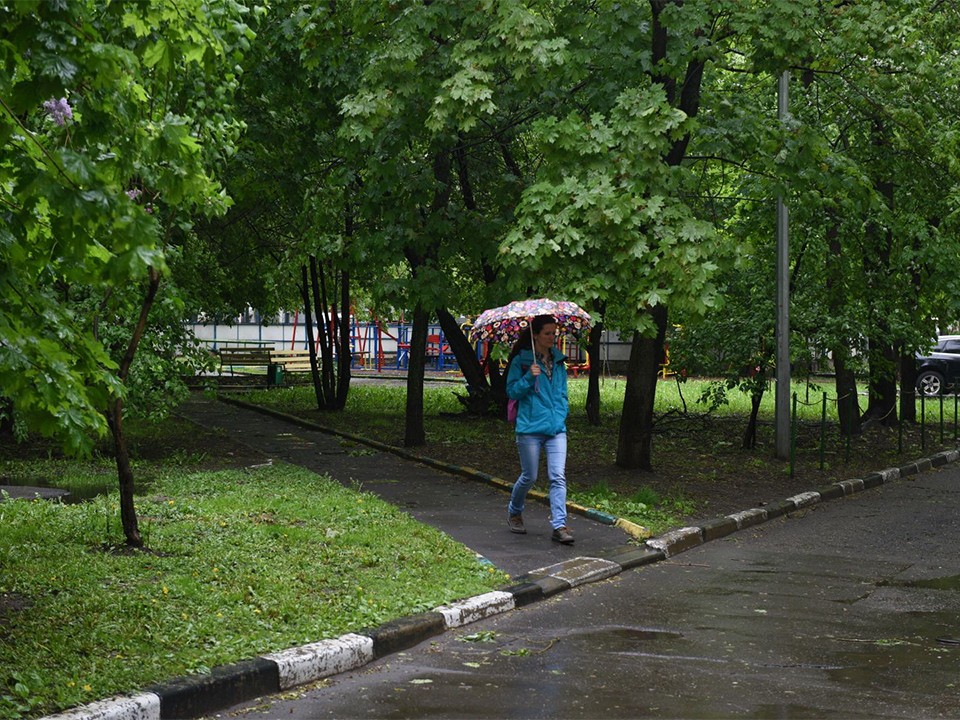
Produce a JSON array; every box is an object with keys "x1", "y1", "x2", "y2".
[{"x1": 0, "y1": 446, "x2": 507, "y2": 719}]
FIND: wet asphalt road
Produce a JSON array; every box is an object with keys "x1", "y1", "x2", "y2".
[{"x1": 215, "y1": 463, "x2": 960, "y2": 719}]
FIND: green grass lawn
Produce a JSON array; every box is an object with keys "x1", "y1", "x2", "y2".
[{"x1": 0, "y1": 442, "x2": 507, "y2": 719}]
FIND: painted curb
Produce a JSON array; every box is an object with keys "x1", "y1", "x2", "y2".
[
  {"x1": 435, "y1": 590, "x2": 516, "y2": 627},
  {"x1": 615, "y1": 516, "x2": 652, "y2": 540},
  {"x1": 43, "y1": 693, "x2": 160, "y2": 720},
  {"x1": 263, "y1": 634, "x2": 374, "y2": 690},
  {"x1": 50, "y1": 401, "x2": 959, "y2": 720},
  {"x1": 147, "y1": 658, "x2": 278, "y2": 719},
  {"x1": 646, "y1": 526, "x2": 704, "y2": 558},
  {"x1": 527, "y1": 557, "x2": 621, "y2": 587}
]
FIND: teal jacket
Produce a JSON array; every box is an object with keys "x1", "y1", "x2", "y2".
[{"x1": 506, "y1": 347, "x2": 569, "y2": 436}]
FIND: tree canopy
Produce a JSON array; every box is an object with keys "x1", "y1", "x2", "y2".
[
  {"x1": 1, "y1": 0, "x2": 256, "y2": 452},
  {"x1": 6, "y1": 0, "x2": 960, "y2": 475}
]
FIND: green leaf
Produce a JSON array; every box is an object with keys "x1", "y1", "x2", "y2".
[{"x1": 143, "y1": 38, "x2": 170, "y2": 69}]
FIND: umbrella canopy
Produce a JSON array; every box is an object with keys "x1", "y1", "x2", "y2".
[{"x1": 468, "y1": 298, "x2": 592, "y2": 345}]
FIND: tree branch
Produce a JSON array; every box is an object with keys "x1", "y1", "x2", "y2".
[{"x1": 117, "y1": 267, "x2": 161, "y2": 381}]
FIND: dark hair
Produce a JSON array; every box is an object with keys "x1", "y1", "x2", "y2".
[{"x1": 507, "y1": 315, "x2": 556, "y2": 364}]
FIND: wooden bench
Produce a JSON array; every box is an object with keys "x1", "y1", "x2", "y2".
[
  {"x1": 218, "y1": 347, "x2": 273, "y2": 374},
  {"x1": 270, "y1": 349, "x2": 315, "y2": 374}
]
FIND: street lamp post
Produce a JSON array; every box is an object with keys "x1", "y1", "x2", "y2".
[{"x1": 775, "y1": 71, "x2": 791, "y2": 460}]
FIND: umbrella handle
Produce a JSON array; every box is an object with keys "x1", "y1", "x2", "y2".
[{"x1": 529, "y1": 316, "x2": 539, "y2": 393}]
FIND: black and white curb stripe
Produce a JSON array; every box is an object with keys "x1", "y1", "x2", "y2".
[{"x1": 38, "y1": 590, "x2": 523, "y2": 720}]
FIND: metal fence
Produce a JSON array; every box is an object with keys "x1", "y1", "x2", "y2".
[{"x1": 789, "y1": 390, "x2": 960, "y2": 477}]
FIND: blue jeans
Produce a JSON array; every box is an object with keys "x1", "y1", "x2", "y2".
[{"x1": 509, "y1": 432, "x2": 568, "y2": 529}]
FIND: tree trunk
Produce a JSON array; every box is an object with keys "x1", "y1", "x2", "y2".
[
  {"x1": 335, "y1": 270, "x2": 351, "y2": 407},
  {"x1": 824, "y1": 214, "x2": 862, "y2": 436},
  {"x1": 300, "y1": 263, "x2": 326, "y2": 410},
  {"x1": 0, "y1": 398, "x2": 13, "y2": 437},
  {"x1": 490, "y1": 359, "x2": 506, "y2": 389},
  {"x1": 615, "y1": 0, "x2": 704, "y2": 468},
  {"x1": 742, "y1": 381, "x2": 765, "y2": 449},
  {"x1": 305, "y1": 257, "x2": 350, "y2": 410},
  {"x1": 899, "y1": 351, "x2": 917, "y2": 424},
  {"x1": 109, "y1": 266, "x2": 160, "y2": 547},
  {"x1": 585, "y1": 316, "x2": 604, "y2": 426},
  {"x1": 401, "y1": 147, "x2": 450, "y2": 441},
  {"x1": 833, "y1": 350, "x2": 861, "y2": 436},
  {"x1": 404, "y1": 304, "x2": 429, "y2": 446},
  {"x1": 436, "y1": 307, "x2": 492, "y2": 414},
  {"x1": 330, "y1": 198, "x2": 355, "y2": 409},
  {"x1": 901, "y1": 228, "x2": 923, "y2": 424},
  {"x1": 320, "y1": 260, "x2": 343, "y2": 403},
  {"x1": 312, "y1": 259, "x2": 335, "y2": 401},
  {"x1": 863, "y1": 336, "x2": 898, "y2": 426},
  {"x1": 862, "y1": 119, "x2": 897, "y2": 427},
  {"x1": 106, "y1": 402, "x2": 141, "y2": 547},
  {"x1": 616, "y1": 305, "x2": 668, "y2": 470}
]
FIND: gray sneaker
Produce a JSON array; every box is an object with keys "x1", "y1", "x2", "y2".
[
  {"x1": 551, "y1": 526, "x2": 574, "y2": 544},
  {"x1": 508, "y1": 513, "x2": 526, "y2": 534}
]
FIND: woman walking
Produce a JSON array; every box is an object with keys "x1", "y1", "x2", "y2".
[{"x1": 505, "y1": 314, "x2": 574, "y2": 544}]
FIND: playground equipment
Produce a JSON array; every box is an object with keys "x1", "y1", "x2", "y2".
[
  {"x1": 388, "y1": 322, "x2": 457, "y2": 371},
  {"x1": 285, "y1": 309, "x2": 459, "y2": 372},
  {"x1": 195, "y1": 310, "x2": 598, "y2": 376},
  {"x1": 659, "y1": 341, "x2": 674, "y2": 380},
  {"x1": 468, "y1": 327, "x2": 590, "y2": 379},
  {"x1": 190, "y1": 311, "x2": 631, "y2": 374}
]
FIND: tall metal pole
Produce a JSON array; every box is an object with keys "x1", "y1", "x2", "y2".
[{"x1": 775, "y1": 71, "x2": 791, "y2": 460}]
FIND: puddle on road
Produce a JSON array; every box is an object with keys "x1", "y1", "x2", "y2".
[
  {"x1": 826, "y1": 636, "x2": 954, "y2": 685},
  {"x1": 567, "y1": 625, "x2": 683, "y2": 653},
  {"x1": 746, "y1": 703, "x2": 872, "y2": 719},
  {"x1": 878, "y1": 574, "x2": 960, "y2": 591},
  {"x1": 825, "y1": 606, "x2": 959, "y2": 700}
]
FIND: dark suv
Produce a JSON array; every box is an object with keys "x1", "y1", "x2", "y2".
[{"x1": 916, "y1": 335, "x2": 960, "y2": 397}]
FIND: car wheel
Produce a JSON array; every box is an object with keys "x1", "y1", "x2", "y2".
[{"x1": 917, "y1": 370, "x2": 945, "y2": 397}]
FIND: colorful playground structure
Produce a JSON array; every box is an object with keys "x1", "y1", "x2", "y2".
[{"x1": 189, "y1": 310, "x2": 592, "y2": 375}]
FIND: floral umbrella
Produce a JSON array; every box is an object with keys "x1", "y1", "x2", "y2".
[{"x1": 468, "y1": 298, "x2": 593, "y2": 345}]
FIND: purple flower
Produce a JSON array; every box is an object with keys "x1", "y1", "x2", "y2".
[
  {"x1": 126, "y1": 188, "x2": 142, "y2": 201},
  {"x1": 42, "y1": 97, "x2": 73, "y2": 126}
]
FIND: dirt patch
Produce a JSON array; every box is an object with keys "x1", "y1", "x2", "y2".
[
  {"x1": 0, "y1": 592, "x2": 32, "y2": 635},
  {"x1": 0, "y1": 419, "x2": 266, "y2": 475},
  {"x1": 0, "y1": 592, "x2": 31, "y2": 616}
]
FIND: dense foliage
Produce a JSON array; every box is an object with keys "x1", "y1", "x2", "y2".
[
  {"x1": 6, "y1": 0, "x2": 960, "y2": 467},
  {"x1": 0, "y1": 0, "x2": 256, "y2": 452}
]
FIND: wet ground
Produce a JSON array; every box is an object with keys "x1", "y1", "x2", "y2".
[
  {"x1": 217, "y1": 463, "x2": 960, "y2": 719},
  {"x1": 0, "y1": 485, "x2": 70, "y2": 501}
]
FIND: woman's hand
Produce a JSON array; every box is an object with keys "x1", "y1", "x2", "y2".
[{"x1": 530, "y1": 363, "x2": 541, "y2": 377}]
